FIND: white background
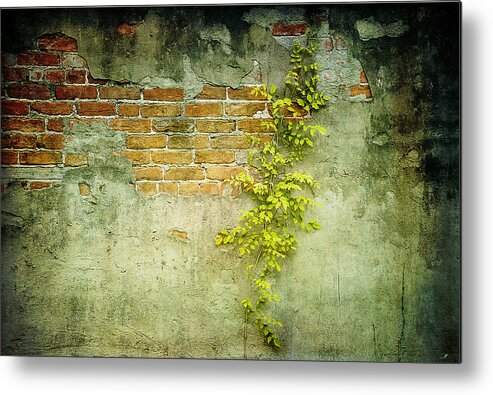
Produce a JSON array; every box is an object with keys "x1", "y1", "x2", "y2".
[{"x1": 0, "y1": 0, "x2": 489, "y2": 394}]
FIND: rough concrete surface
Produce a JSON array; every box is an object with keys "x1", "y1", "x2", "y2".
[{"x1": 1, "y1": 4, "x2": 460, "y2": 361}]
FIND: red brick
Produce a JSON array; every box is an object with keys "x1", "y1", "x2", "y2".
[
  {"x1": 159, "y1": 182, "x2": 179, "y2": 194},
  {"x1": 47, "y1": 118, "x2": 64, "y2": 132},
  {"x1": 66, "y1": 69, "x2": 86, "y2": 84},
  {"x1": 237, "y1": 119, "x2": 272, "y2": 133},
  {"x1": 1, "y1": 134, "x2": 11, "y2": 148},
  {"x1": 126, "y1": 135, "x2": 166, "y2": 149},
  {"x1": 18, "y1": 51, "x2": 59, "y2": 66},
  {"x1": 179, "y1": 182, "x2": 200, "y2": 196},
  {"x1": 133, "y1": 167, "x2": 163, "y2": 181},
  {"x1": 77, "y1": 102, "x2": 116, "y2": 116},
  {"x1": 225, "y1": 102, "x2": 265, "y2": 116},
  {"x1": 55, "y1": 85, "x2": 97, "y2": 99},
  {"x1": 120, "y1": 151, "x2": 151, "y2": 165},
  {"x1": 143, "y1": 88, "x2": 183, "y2": 101},
  {"x1": 7, "y1": 84, "x2": 52, "y2": 100},
  {"x1": 110, "y1": 119, "x2": 151, "y2": 133},
  {"x1": 117, "y1": 22, "x2": 143, "y2": 37},
  {"x1": 140, "y1": 104, "x2": 181, "y2": 117},
  {"x1": 185, "y1": 102, "x2": 223, "y2": 117},
  {"x1": 196, "y1": 119, "x2": 235, "y2": 133},
  {"x1": 11, "y1": 134, "x2": 37, "y2": 149},
  {"x1": 38, "y1": 34, "x2": 77, "y2": 52},
  {"x1": 228, "y1": 86, "x2": 267, "y2": 100},
  {"x1": 29, "y1": 181, "x2": 52, "y2": 190},
  {"x1": 60, "y1": 54, "x2": 87, "y2": 68},
  {"x1": 44, "y1": 69, "x2": 66, "y2": 83},
  {"x1": 1, "y1": 100, "x2": 29, "y2": 115},
  {"x1": 360, "y1": 71, "x2": 369, "y2": 84},
  {"x1": 1, "y1": 150, "x2": 17, "y2": 165},
  {"x1": 28, "y1": 69, "x2": 43, "y2": 82},
  {"x1": 272, "y1": 22, "x2": 307, "y2": 36},
  {"x1": 2, "y1": 67, "x2": 27, "y2": 82},
  {"x1": 2, "y1": 118, "x2": 45, "y2": 132},
  {"x1": 99, "y1": 86, "x2": 141, "y2": 99},
  {"x1": 195, "y1": 150, "x2": 235, "y2": 164},
  {"x1": 118, "y1": 104, "x2": 139, "y2": 117},
  {"x1": 350, "y1": 84, "x2": 372, "y2": 99},
  {"x1": 206, "y1": 166, "x2": 245, "y2": 181},
  {"x1": 31, "y1": 101, "x2": 73, "y2": 115},
  {"x1": 151, "y1": 151, "x2": 192, "y2": 164},
  {"x1": 168, "y1": 135, "x2": 208, "y2": 149},
  {"x1": 136, "y1": 182, "x2": 159, "y2": 196},
  {"x1": 37, "y1": 134, "x2": 65, "y2": 149},
  {"x1": 19, "y1": 151, "x2": 62, "y2": 165},
  {"x1": 210, "y1": 136, "x2": 250, "y2": 149},
  {"x1": 164, "y1": 166, "x2": 204, "y2": 181},
  {"x1": 64, "y1": 153, "x2": 88, "y2": 166},
  {"x1": 195, "y1": 85, "x2": 226, "y2": 100}
]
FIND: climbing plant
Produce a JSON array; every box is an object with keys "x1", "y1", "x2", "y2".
[{"x1": 215, "y1": 31, "x2": 329, "y2": 354}]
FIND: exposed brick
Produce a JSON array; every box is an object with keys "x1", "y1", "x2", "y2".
[
  {"x1": 87, "y1": 73, "x2": 109, "y2": 85},
  {"x1": 19, "y1": 151, "x2": 62, "y2": 165},
  {"x1": 228, "y1": 86, "x2": 267, "y2": 100},
  {"x1": 55, "y1": 85, "x2": 97, "y2": 99},
  {"x1": 11, "y1": 134, "x2": 37, "y2": 149},
  {"x1": 99, "y1": 86, "x2": 141, "y2": 100},
  {"x1": 159, "y1": 182, "x2": 179, "y2": 194},
  {"x1": 2, "y1": 67, "x2": 27, "y2": 82},
  {"x1": 79, "y1": 183, "x2": 91, "y2": 196},
  {"x1": 29, "y1": 181, "x2": 52, "y2": 190},
  {"x1": 47, "y1": 118, "x2": 65, "y2": 132},
  {"x1": 1, "y1": 100, "x2": 29, "y2": 115},
  {"x1": 60, "y1": 54, "x2": 87, "y2": 68},
  {"x1": 151, "y1": 151, "x2": 192, "y2": 164},
  {"x1": 69, "y1": 118, "x2": 107, "y2": 127},
  {"x1": 164, "y1": 166, "x2": 204, "y2": 181},
  {"x1": 2, "y1": 118, "x2": 45, "y2": 132},
  {"x1": 237, "y1": 119, "x2": 272, "y2": 133},
  {"x1": 335, "y1": 36, "x2": 347, "y2": 50},
  {"x1": 206, "y1": 166, "x2": 245, "y2": 181},
  {"x1": 133, "y1": 166, "x2": 163, "y2": 181},
  {"x1": 140, "y1": 104, "x2": 181, "y2": 117},
  {"x1": 185, "y1": 102, "x2": 223, "y2": 117},
  {"x1": 66, "y1": 69, "x2": 86, "y2": 84},
  {"x1": 18, "y1": 51, "x2": 59, "y2": 66},
  {"x1": 38, "y1": 34, "x2": 78, "y2": 52},
  {"x1": 350, "y1": 84, "x2": 372, "y2": 99},
  {"x1": 272, "y1": 22, "x2": 307, "y2": 36},
  {"x1": 126, "y1": 134, "x2": 166, "y2": 149},
  {"x1": 1, "y1": 134, "x2": 12, "y2": 148},
  {"x1": 195, "y1": 150, "x2": 235, "y2": 164},
  {"x1": 200, "y1": 182, "x2": 222, "y2": 196},
  {"x1": 195, "y1": 85, "x2": 227, "y2": 100},
  {"x1": 360, "y1": 71, "x2": 369, "y2": 84},
  {"x1": 118, "y1": 104, "x2": 140, "y2": 117},
  {"x1": 77, "y1": 101, "x2": 116, "y2": 116},
  {"x1": 37, "y1": 134, "x2": 65, "y2": 149},
  {"x1": 137, "y1": 182, "x2": 159, "y2": 196},
  {"x1": 179, "y1": 182, "x2": 200, "y2": 196},
  {"x1": 196, "y1": 119, "x2": 235, "y2": 133},
  {"x1": 64, "y1": 153, "x2": 88, "y2": 166},
  {"x1": 31, "y1": 101, "x2": 73, "y2": 115},
  {"x1": 7, "y1": 84, "x2": 52, "y2": 100},
  {"x1": 152, "y1": 119, "x2": 194, "y2": 133},
  {"x1": 110, "y1": 118, "x2": 151, "y2": 133},
  {"x1": 1, "y1": 150, "x2": 17, "y2": 165},
  {"x1": 168, "y1": 135, "x2": 208, "y2": 149},
  {"x1": 210, "y1": 136, "x2": 250, "y2": 149},
  {"x1": 44, "y1": 69, "x2": 66, "y2": 83},
  {"x1": 325, "y1": 36, "x2": 334, "y2": 52},
  {"x1": 120, "y1": 150, "x2": 151, "y2": 165},
  {"x1": 225, "y1": 102, "x2": 265, "y2": 116},
  {"x1": 117, "y1": 22, "x2": 143, "y2": 37},
  {"x1": 143, "y1": 88, "x2": 184, "y2": 101}
]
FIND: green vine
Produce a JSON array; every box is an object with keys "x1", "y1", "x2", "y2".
[{"x1": 215, "y1": 31, "x2": 329, "y2": 353}]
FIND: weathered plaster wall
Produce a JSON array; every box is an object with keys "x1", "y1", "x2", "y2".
[{"x1": 1, "y1": 4, "x2": 460, "y2": 362}]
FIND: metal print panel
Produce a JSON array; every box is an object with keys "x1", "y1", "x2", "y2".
[{"x1": 0, "y1": 2, "x2": 461, "y2": 362}]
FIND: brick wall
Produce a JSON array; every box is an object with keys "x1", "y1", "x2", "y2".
[{"x1": 1, "y1": 33, "x2": 275, "y2": 196}]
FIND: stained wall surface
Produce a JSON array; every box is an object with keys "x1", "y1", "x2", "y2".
[{"x1": 0, "y1": 4, "x2": 460, "y2": 362}]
